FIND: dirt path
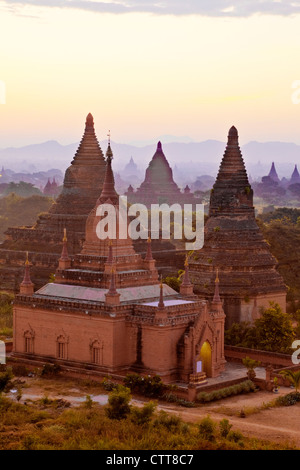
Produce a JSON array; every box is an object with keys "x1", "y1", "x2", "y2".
[{"x1": 9, "y1": 375, "x2": 300, "y2": 448}]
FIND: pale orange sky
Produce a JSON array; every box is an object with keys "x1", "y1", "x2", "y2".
[{"x1": 1, "y1": 1, "x2": 300, "y2": 147}]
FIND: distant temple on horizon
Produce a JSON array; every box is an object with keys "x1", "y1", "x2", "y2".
[
  {"x1": 12, "y1": 142, "x2": 226, "y2": 384},
  {"x1": 125, "y1": 141, "x2": 197, "y2": 207},
  {"x1": 188, "y1": 126, "x2": 287, "y2": 327}
]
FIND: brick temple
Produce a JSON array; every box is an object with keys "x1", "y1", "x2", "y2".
[
  {"x1": 12, "y1": 143, "x2": 226, "y2": 384},
  {"x1": 188, "y1": 126, "x2": 287, "y2": 327},
  {"x1": 126, "y1": 141, "x2": 197, "y2": 207},
  {"x1": 0, "y1": 113, "x2": 107, "y2": 290}
]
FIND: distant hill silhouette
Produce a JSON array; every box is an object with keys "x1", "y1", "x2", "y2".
[{"x1": 1, "y1": 138, "x2": 300, "y2": 182}]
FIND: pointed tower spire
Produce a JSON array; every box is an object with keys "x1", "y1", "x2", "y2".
[
  {"x1": 20, "y1": 252, "x2": 34, "y2": 295},
  {"x1": 58, "y1": 229, "x2": 71, "y2": 270},
  {"x1": 180, "y1": 255, "x2": 194, "y2": 296},
  {"x1": 98, "y1": 136, "x2": 118, "y2": 205},
  {"x1": 213, "y1": 269, "x2": 221, "y2": 303},
  {"x1": 104, "y1": 240, "x2": 117, "y2": 273},
  {"x1": 268, "y1": 162, "x2": 280, "y2": 183},
  {"x1": 158, "y1": 276, "x2": 165, "y2": 309},
  {"x1": 105, "y1": 266, "x2": 120, "y2": 305},
  {"x1": 145, "y1": 236, "x2": 153, "y2": 261}
]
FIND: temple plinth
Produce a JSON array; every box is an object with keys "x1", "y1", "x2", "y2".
[{"x1": 189, "y1": 126, "x2": 287, "y2": 327}]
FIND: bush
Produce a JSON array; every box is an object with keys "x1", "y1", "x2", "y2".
[
  {"x1": 0, "y1": 367, "x2": 14, "y2": 392},
  {"x1": 198, "y1": 416, "x2": 216, "y2": 441},
  {"x1": 130, "y1": 402, "x2": 156, "y2": 426},
  {"x1": 105, "y1": 386, "x2": 131, "y2": 420},
  {"x1": 276, "y1": 392, "x2": 300, "y2": 407},
  {"x1": 219, "y1": 419, "x2": 232, "y2": 438},
  {"x1": 124, "y1": 373, "x2": 165, "y2": 398},
  {"x1": 196, "y1": 380, "x2": 256, "y2": 403},
  {"x1": 41, "y1": 363, "x2": 61, "y2": 377},
  {"x1": 227, "y1": 430, "x2": 244, "y2": 445},
  {"x1": 153, "y1": 410, "x2": 183, "y2": 432}
]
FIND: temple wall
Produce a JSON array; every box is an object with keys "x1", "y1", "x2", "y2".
[{"x1": 13, "y1": 306, "x2": 132, "y2": 370}]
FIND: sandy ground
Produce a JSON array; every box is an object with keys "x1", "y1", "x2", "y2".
[{"x1": 6, "y1": 374, "x2": 300, "y2": 449}]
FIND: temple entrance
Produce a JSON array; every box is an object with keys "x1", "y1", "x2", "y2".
[{"x1": 199, "y1": 341, "x2": 212, "y2": 377}]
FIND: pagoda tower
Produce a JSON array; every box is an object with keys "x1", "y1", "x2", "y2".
[
  {"x1": 0, "y1": 113, "x2": 107, "y2": 291},
  {"x1": 189, "y1": 126, "x2": 287, "y2": 327},
  {"x1": 290, "y1": 164, "x2": 300, "y2": 184},
  {"x1": 267, "y1": 162, "x2": 280, "y2": 184},
  {"x1": 126, "y1": 141, "x2": 196, "y2": 207}
]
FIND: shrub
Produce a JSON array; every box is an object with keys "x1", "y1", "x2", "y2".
[
  {"x1": 219, "y1": 419, "x2": 232, "y2": 438},
  {"x1": 130, "y1": 402, "x2": 156, "y2": 426},
  {"x1": 276, "y1": 392, "x2": 300, "y2": 407},
  {"x1": 227, "y1": 430, "x2": 244, "y2": 444},
  {"x1": 196, "y1": 380, "x2": 256, "y2": 403},
  {"x1": 41, "y1": 363, "x2": 61, "y2": 377},
  {"x1": 0, "y1": 367, "x2": 14, "y2": 392},
  {"x1": 105, "y1": 386, "x2": 131, "y2": 420},
  {"x1": 124, "y1": 373, "x2": 164, "y2": 398},
  {"x1": 198, "y1": 416, "x2": 216, "y2": 441},
  {"x1": 153, "y1": 410, "x2": 183, "y2": 432}
]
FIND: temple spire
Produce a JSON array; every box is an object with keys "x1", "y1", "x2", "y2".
[
  {"x1": 58, "y1": 228, "x2": 71, "y2": 270},
  {"x1": 98, "y1": 138, "x2": 118, "y2": 205},
  {"x1": 20, "y1": 252, "x2": 34, "y2": 295},
  {"x1": 213, "y1": 269, "x2": 221, "y2": 303},
  {"x1": 145, "y1": 236, "x2": 153, "y2": 261},
  {"x1": 105, "y1": 266, "x2": 120, "y2": 305},
  {"x1": 158, "y1": 276, "x2": 165, "y2": 309},
  {"x1": 180, "y1": 255, "x2": 194, "y2": 296}
]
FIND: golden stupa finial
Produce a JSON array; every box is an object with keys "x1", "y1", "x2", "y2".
[
  {"x1": 184, "y1": 254, "x2": 189, "y2": 268},
  {"x1": 25, "y1": 251, "x2": 29, "y2": 266},
  {"x1": 63, "y1": 228, "x2": 67, "y2": 242},
  {"x1": 215, "y1": 268, "x2": 219, "y2": 283}
]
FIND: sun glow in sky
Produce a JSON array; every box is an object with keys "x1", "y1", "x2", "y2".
[{"x1": 1, "y1": 1, "x2": 300, "y2": 147}]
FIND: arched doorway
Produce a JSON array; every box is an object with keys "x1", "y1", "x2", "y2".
[{"x1": 199, "y1": 341, "x2": 212, "y2": 377}]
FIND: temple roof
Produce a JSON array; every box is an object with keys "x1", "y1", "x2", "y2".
[{"x1": 35, "y1": 282, "x2": 177, "y2": 304}]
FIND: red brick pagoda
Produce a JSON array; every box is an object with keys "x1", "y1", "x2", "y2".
[
  {"x1": 0, "y1": 113, "x2": 107, "y2": 290},
  {"x1": 188, "y1": 126, "x2": 287, "y2": 327}
]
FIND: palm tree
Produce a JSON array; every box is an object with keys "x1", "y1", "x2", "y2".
[{"x1": 279, "y1": 369, "x2": 300, "y2": 393}]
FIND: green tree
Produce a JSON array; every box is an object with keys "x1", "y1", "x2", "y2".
[
  {"x1": 254, "y1": 302, "x2": 295, "y2": 353},
  {"x1": 105, "y1": 386, "x2": 131, "y2": 420}
]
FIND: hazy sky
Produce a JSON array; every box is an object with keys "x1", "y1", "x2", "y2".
[{"x1": 1, "y1": 0, "x2": 300, "y2": 147}]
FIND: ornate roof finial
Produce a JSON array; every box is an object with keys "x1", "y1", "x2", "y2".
[
  {"x1": 108, "y1": 266, "x2": 118, "y2": 295},
  {"x1": 145, "y1": 236, "x2": 154, "y2": 261},
  {"x1": 158, "y1": 275, "x2": 165, "y2": 309},
  {"x1": 60, "y1": 228, "x2": 70, "y2": 262},
  {"x1": 213, "y1": 268, "x2": 221, "y2": 303},
  {"x1": 20, "y1": 252, "x2": 34, "y2": 294},
  {"x1": 181, "y1": 255, "x2": 192, "y2": 286}
]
